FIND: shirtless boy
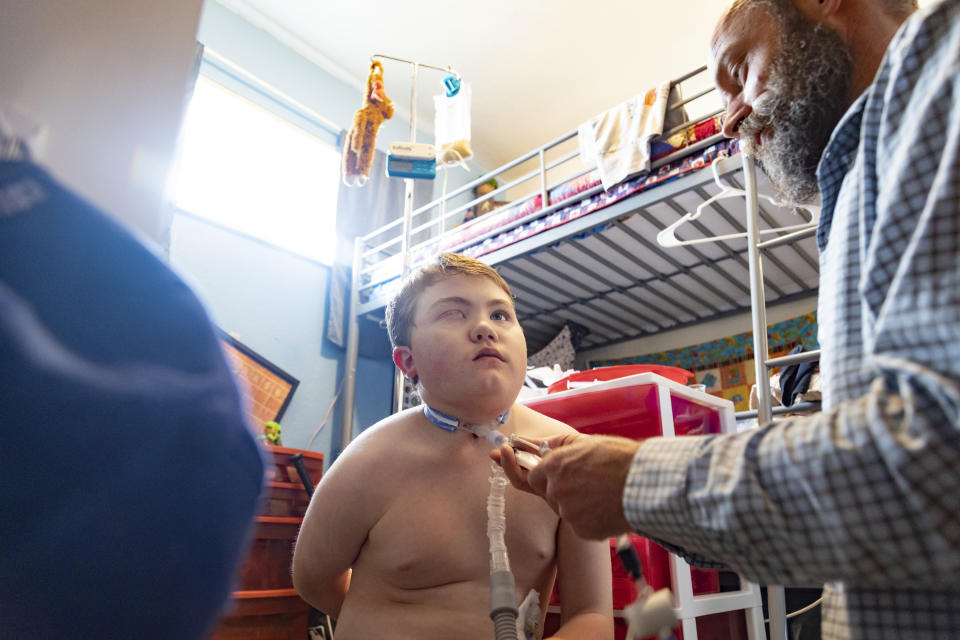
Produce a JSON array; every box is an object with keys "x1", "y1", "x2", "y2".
[{"x1": 293, "y1": 253, "x2": 613, "y2": 639}]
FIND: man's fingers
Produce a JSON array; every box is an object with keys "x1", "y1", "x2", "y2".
[
  {"x1": 542, "y1": 431, "x2": 582, "y2": 450},
  {"x1": 495, "y1": 443, "x2": 537, "y2": 494},
  {"x1": 538, "y1": 471, "x2": 561, "y2": 515}
]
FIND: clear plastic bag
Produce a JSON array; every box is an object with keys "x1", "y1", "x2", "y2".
[{"x1": 434, "y1": 82, "x2": 472, "y2": 168}]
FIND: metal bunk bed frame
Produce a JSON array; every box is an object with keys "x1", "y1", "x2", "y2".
[
  {"x1": 741, "y1": 156, "x2": 822, "y2": 640},
  {"x1": 340, "y1": 65, "x2": 824, "y2": 640}
]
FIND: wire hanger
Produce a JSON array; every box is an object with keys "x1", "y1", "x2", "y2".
[{"x1": 656, "y1": 155, "x2": 820, "y2": 248}]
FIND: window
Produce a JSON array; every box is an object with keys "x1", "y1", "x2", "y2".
[{"x1": 168, "y1": 57, "x2": 341, "y2": 263}]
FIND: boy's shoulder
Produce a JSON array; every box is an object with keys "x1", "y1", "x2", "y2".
[
  {"x1": 350, "y1": 407, "x2": 423, "y2": 449},
  {"x1": 510, "y1": 403, "x2": 577, "y2": 438},
  {"x1": 336, "y1": 405, "x2": 450, "y2": 470}
]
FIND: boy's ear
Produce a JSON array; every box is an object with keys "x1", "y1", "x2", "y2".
[{"x1": 393, "y1": 346, "x2": 417, "y2": 379}]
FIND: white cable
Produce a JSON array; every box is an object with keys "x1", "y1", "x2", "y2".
[
  {"x1": 306, "y1": 377, "x2": 345, "y2": 449},
  {"x1": 763, "y1": 596, "x2": 823, "y2": 623}
]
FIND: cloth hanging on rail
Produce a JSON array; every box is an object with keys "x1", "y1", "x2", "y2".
[{"x1": 577, "y1": 82, "x2": 674, "y2": 190}]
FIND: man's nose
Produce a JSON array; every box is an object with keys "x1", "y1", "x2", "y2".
[{"x1": 722, "y1": 99, "x2": 751, "y2": 138}]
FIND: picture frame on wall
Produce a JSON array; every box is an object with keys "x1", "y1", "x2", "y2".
[{"x1": 218, "y1": 331, "x2": 299, "y2": 429}]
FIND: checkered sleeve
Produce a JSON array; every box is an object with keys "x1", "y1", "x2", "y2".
[
  {"x1": 624, "y1": 1, "x2": 960, "y2": 588},
  {"x1": 625, "y1": 374, "x2": 960, "y2": 586}
]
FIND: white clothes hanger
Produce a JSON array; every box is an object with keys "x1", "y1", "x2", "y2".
[{"x1": 656, "y1": 154, "x2": 819, "y2": 248}]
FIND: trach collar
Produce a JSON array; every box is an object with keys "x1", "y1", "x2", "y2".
[{"x1": 422, "y1": 403, "x2": 509, "y2": 434}]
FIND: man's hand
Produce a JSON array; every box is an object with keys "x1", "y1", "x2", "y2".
[{"x1": 491, "y1": 433, "x2": 642, "y2": 540}]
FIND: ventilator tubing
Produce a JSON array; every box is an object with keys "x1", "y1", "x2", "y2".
[
  {"x1": 487, "y1": 463, "x2": 518, "y2": 640},
  {"x1": 471, "y1": 424, "x2": 507, "y2": 450},
  {"x1": 487, "y1": 461, "x2": 512, "y2": 575},
  {"x1": 490, "y1": 569, "x2": 519, "y2": 640}
]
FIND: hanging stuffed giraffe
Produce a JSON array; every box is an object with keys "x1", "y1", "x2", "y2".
[{"x1": 342, "y1": 60, "x2": 394, "y2": 186}]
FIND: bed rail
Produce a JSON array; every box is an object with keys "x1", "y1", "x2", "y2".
[{"x1": 353, "y1": 65, "x2": 724, "y2": 309}]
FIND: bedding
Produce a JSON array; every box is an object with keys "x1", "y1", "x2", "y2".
[
  {"x1": 650, "y1": 114, "x2": 724, "y2": 161},
  {"x1": 453, "y1": 137, "x2": 739, "y2": 262},
  {"x1": 528, "y1": 320, "x2": 591, "y2": 372},
  {"x1": 359, "y1": 117, "x2": 739, "y2": 305}
]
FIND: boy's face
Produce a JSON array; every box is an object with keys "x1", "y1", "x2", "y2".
[{"x1": 393, "y1": 274, "x2": 527, "y2": 420}]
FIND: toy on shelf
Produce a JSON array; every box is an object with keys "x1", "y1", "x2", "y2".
[
  {"x1": 342, "y1": 60, "x2": 394, "y2": 187},
  {"x1": 258, "y1": 420, "x2": 283, "y2": 447},
  {"x1": 463, "y1": 178, "x2": 504, "y2": 222}
]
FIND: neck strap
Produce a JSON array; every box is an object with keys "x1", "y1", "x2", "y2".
[{"x1": 422, "y1": 403, "x2": 509, "y2": 433}]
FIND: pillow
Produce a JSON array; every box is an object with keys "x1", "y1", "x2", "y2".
[{"x1": 528, "y1": 324, "x2": 576, "y2": 372}]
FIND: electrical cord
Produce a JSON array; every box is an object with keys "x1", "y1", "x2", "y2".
[
  {"x1": 763, "y1": 596, "x2": 823, "y2": 623},
  {"x1": 307, "y1": 377, "x2": 345, "y2": 449}
]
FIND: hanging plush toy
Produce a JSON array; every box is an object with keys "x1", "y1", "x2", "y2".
[{"x1": 342, "y1": 60, "x2": 395, "y2": 186}]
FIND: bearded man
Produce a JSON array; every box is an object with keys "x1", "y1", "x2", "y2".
[{"x1": 495, "y1": 1, "x2": 960, "y2": 638}]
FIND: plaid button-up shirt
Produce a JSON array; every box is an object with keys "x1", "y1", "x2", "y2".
[{"x1": 623, "y1": 2, "x2": 960, "y2": 637}]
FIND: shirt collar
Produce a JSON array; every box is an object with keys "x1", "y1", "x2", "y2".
[{"x1": 816, "y1": 91, "x2": 868, "y2": 250}]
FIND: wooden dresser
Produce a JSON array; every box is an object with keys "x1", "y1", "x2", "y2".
[{"x1": 209, "y1": 445, "x2": 324, "y2": 639}]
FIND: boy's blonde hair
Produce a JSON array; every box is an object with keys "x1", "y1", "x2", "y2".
[{"x1": 385, "y1": 253, "x2": 513, "y2": 349}]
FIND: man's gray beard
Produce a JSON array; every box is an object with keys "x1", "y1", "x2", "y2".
[{"x1": 738, "y1": 19, "x2": 853, "y2": 205}]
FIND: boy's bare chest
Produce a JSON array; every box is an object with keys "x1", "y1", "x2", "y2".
[{"x1": 355, "y1": 439, "x2": 557, "y2": 593}]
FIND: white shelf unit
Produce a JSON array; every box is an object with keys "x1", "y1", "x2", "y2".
[{"x1": 525, "y1": 373, "x2": 765, "y2": 639}]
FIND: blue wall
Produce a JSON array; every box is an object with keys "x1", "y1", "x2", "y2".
[
  {"x1": 168, "y1": 1, "x2": 476, "y2": 464},
  {"x1": 169, "y1": 214, "x2": 394, "y2": 461}
]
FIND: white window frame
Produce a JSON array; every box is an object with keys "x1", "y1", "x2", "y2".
[
  {"x1": 198, "y1": 49, "x2": 341, "y2": 148},
  {"x1": 169, "y1": 48, "x2": 343, "y2": 263}
]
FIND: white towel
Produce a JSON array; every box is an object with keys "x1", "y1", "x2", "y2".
[{"x1": 578, "y1": 82, "x2": 672, "y2": 190}]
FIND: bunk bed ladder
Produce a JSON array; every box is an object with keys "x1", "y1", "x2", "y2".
[{"x1": 743, "y1": 154, "x2": 820, "y2": 640}]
